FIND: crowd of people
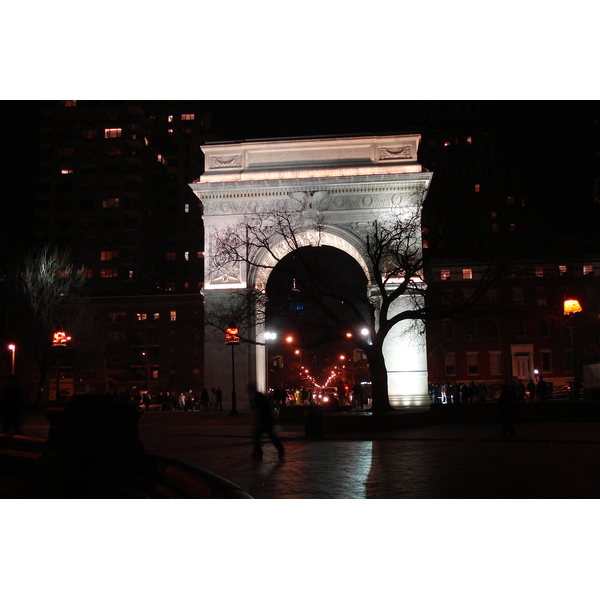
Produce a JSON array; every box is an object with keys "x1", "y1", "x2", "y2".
[
  {"x1": 112, "y1": 388, "x2": 225, "y2": 412},
  {"x1": 429, "y1": 376, "x2": 551, "y2": 404}
]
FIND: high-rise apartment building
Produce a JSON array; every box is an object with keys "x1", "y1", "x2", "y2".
[{"x1": 28, "y1": 100, "x2": 216, "y2": 400}]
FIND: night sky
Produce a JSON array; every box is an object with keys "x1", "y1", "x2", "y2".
[{"x1": 2, "y1": 100, "x2": 598, "y2": 250}]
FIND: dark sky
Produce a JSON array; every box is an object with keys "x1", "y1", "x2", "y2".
[{"x1": 1, "y1": 100, "x2": 598, "y2": 239}]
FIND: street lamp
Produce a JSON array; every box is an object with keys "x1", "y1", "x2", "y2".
[
  {"x1": 8, "y1": 344, "x2": 15, "y2": 376},
  {"x1": 564, "y1": 298, "x2": 582, "y2": 401},
  {"x1": 52, "y1": 331, "x2": 71, "y2": 402},
  {"x1": 265, "y1": 332, "x2": 277, "y2": 394},
  {"x1": 225, "y1": 322, "x2": 240, "y2": 415}
]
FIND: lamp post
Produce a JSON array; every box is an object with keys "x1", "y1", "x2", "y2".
[
  {"x1": 564, "y1": 298, "x2": 582, "y2": 401},
  {"x1": 52, "y1": 331, "x2": 71, "y2": 402},
  {"x1": 8, "y1": 344, "x2": 15, "y2": 376},
  {"x1": 265, "y1": 331, "x2": 277, "y2": 397},
  {"x1": 225, "y1": 322, "x2": 240, "y2": 415}
]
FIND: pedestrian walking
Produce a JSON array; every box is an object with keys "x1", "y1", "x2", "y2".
[
  {"x1": 201, "y1": 388, "x2": 209, "y2": 411},
  {"x1": 516, "y1": 379, "x2": 526, "y2": 402},
  {"x1": 215, "y1": 387, "x2": 223, "y2": 411},
  {"x1": 184, "y1": 389, "x2": 193, "y2": 412},
  {"x1": 248, "y1": 382, "x2": 285, "y2": 458},
  {"x1": 527, "y1": 379, "x2": 536, "y2": 401}
]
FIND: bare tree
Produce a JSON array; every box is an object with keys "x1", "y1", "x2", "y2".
[
  {"x1": 10, "y1": 246, "x2": 87, "y2": 406},
  {"x1": 210, "y1": 198, "x2": 516, "y2": 412}
]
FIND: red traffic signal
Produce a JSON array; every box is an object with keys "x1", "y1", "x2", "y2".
[{"x1": 225, "y1": 323, "x2": 240, "y2": 345}]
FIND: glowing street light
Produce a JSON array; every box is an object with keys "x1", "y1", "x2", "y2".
[
  {"x1": 564, "y1": 298, "x2": 582, "y2": 400},
  {"x1": 564, "y1": 299, "x2": 582, "y2": 315},
  {"x1": 8, "y1": 344, "x2": 15, "y2": 376}
]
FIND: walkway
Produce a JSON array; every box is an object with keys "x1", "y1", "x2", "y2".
[{"x1": 11, "y1": 409, "x2": 600, "y2": 499}]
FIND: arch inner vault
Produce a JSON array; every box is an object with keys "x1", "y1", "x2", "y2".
[{"x1": 191, "y1": 134, "x2": 433, "y2": 408}]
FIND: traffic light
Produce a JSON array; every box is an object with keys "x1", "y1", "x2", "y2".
[{"x1": 225, "y1": 322, "x2": 240, "y2": 345}]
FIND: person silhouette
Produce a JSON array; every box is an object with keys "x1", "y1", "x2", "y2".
[{"x1": 248, "y1": 382, "x2": 284, "y2": 458}]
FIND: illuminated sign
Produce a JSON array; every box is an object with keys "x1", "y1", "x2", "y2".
[{"x1": 225, "y1": 323, "x2": 240, "y2": 345}]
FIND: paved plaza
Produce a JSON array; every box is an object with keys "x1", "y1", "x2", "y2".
[{"x1": 10, "y1": 408, "x2": 600, "y2": 499}]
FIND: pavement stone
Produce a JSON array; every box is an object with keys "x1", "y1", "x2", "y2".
[{"x1": 5, "y1": 409, "x2": 600, "y2": 498}]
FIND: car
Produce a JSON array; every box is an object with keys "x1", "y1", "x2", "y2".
[{"x1": 306, "y1": 387, "x2": 340, "y2": 409}]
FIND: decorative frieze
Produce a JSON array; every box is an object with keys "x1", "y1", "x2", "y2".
[
  {"x1": 210, "y1": 155, "x2": 242, "y2": 169},
  {"x1": 380, "y1": 146, "x2": 412, "y2": 160}
]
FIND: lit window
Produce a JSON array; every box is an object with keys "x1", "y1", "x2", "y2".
[
  {"x1": 422, "y1": 240, "x2": 429, "y2": 249},
  {"x1": 100, "y1": 268, "x2": 118, "y2": 278},
  {"x1": 181, "y1": 113, "x2": 195, "y2": 120},
  {"x1": 491, "y1": 211, "x2": 497, "y2": 219},
  {"x1": 197, "y1": 251, "x2": 205, "y2": 259},
  {"x1": 444, "y1": 141, "x2": 451, "y2": 147},
  {"x1": 166, "y1": 283, "x2": 176, "y2": 292},
  {"x1": 474, "y1": 184, "x2": 481, "y2": 192},
  {"x1": 101, "y1": 251, "x2": 118, "y2": 261},
  {"x1": 440, "y1": 269, "x2": 451, "y2": 280},
  {"x1": 535, "y1": 267, "x2": 544, "y2": 277},
  {"x1": 157, "y1": 154, "x2": 166, "y2": 165},
  {"x1": 128, "y1": 270, "x2": 134, "y2": 279},
  {"x1": 60, "y1": 168, "x2": 73, "y2": 175},
  {"x1": 510, "y1": 223, "x2": 516, "y2": 232},
  {"x1": 507, "y1": 196, "x2": 514, "y2": 204},
  {"x1": 184, "y1": 252, "x2": 189, "y2": 261},
  {"x1": 85, "y1": 269, "x2": 93, "y2": 278},
  {"x1": 184, "y1": 282, "x2": 190, "y2": 290},
  {"x1": 462, "y1": 268, "x2": 473, "y2": 280},
  {"x1": 166, "y1": 252, "x2": 176, "y2": 261},
  {"x1": 61, "y1": 100, "x2": 77, "y2": 107},
  {"x1": 559, "y1": 265, "x2": 567, "y2": 275},
  {"x1": 167, "y1": 115, "x2": 174, "y2": 123},
  {"x1": 153, "y1": 313, "x2": 160, "y2": 320},
  {"x1": 584, "y1": 264, "x2": 594, "y2": 275},
  {"x1": 104, "y1": 128, "x2": 122, "y2": 138},
  {"x1": 102, "y1": 198, "x2": 120, "y2": 209},
  {"x1": 170, "y1": 311, "x2": 177, "y2": 322},
  {"x1": 184, "y1": 203, "x2": 190, "y2": 213},
  {"x1": 168, "y1": 129, "x2": 174, "y2": 135},
  {"x1": 136, "y1": 313, "x2": 147, "y2": 321},
  {"x1": 466, "y1": 136, "x2": 473, "y2": 145},
  {"x1": 83, "y1": 130, "x2": 97, "y2": 139}
]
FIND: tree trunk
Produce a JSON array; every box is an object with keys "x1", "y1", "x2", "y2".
[{"x1": 367, "y1": 349, "x2": 393, "y2": 413}]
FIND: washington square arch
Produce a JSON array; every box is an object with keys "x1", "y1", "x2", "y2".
[{"x1": 190, "y1": 134, "x2": 433, "y2": 410}]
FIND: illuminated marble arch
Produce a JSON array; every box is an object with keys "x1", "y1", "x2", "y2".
[{"x1": 191, "y1": 135, "x2": 433, "y2": 408}]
